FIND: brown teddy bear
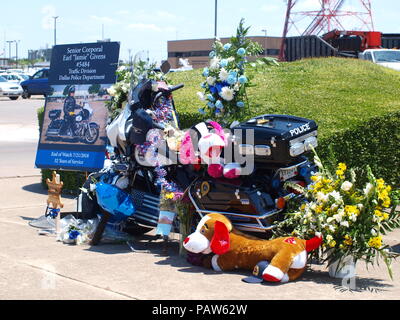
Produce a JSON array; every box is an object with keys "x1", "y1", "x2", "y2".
[{"x1": 184, "y1": 213, "x2": 322, "y2": 283}]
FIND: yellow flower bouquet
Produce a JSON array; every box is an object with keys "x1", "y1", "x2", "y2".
[{"x1": 276, "y1": 149, "x2": 400, "y2": 278}]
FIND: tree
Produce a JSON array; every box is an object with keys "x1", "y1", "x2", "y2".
[{"x1": 88, "y1": 84, "x2": 101, "y2": 94}]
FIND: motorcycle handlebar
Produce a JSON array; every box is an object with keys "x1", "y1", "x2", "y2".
[{"x1": 169, "y1": 84, "x2": 184, "y2": 92}]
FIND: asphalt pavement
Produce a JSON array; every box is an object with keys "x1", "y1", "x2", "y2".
[{"x1": 0, "y1": 98, "x2": 399, "y2": 300}]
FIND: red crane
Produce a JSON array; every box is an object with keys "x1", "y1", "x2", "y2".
[{"x1": 279, "y1": 0, "x2": 375, "y2": 60}]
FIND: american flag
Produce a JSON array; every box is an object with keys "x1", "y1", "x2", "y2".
[{"x1": 130, "y1": 189, "x2": 160, "y2": 226}]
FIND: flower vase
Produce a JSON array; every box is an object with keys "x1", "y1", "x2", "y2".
[
  {"x1": 328, "y1": 255, "x2": 357, "y2": 279},
  {"x1": 176, "y1": 202, "x2": 192, "y2": 258}
]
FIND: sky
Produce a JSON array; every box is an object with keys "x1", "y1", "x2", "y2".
[{"x1": 1, "y1": 0, "x2": 399, "y2": 63}]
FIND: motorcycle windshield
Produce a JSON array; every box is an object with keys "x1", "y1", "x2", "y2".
[{"x1": 129, "y1": 79, "x2": 153, "y2": 110}]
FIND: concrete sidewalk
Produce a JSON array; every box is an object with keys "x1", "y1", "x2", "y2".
[{"x1": 0, "y1": 176, "x2": 399, "y2": 300}]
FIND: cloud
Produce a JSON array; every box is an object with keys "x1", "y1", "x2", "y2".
[
  {"x1": 116, "y1": 10, "x2": 130, "y2": 15},
  {"x1": 41, "y1": 5, "x2": 57, "y2": 30},
  {"x1": 156, "y1": 10, "x2": 176, "y2": 19}
]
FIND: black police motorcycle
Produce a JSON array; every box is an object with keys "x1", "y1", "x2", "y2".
[
  {"x1": 46, "y1": 102, "x2": 100, "y2": 145},
  {"x1": 81, "y1": 61, "x2": 319, "y2": 243}
]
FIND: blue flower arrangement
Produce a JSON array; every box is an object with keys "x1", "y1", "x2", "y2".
[{"x1": 198, "y1": 19, "x2": 264, "y2": 125}]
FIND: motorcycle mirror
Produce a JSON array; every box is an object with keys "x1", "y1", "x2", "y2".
[{"x1": 160, "y1": 61, "x2": 171, "y2": 74}]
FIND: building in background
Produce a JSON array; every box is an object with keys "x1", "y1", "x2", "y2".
[
  {"x1": 28, "y1": 48, "x2": 52, "y2": 62},
  {"x1": 0, "y1": 58, "x2": 9, "y2": 68},
  {"x1": 168, "y1": 36, "x2": 282, "y2": 69}
]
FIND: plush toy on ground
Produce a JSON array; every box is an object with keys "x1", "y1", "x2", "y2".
[{"x1": 184, "y1": 213, "x2": 322, "y2": 283}]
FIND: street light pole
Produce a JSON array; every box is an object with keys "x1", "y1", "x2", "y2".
[
  {"x1": 53, "y1": 16, "x2": 59, "y2": 46},
  {"x1": 262, "y1": 29, "x2": 268, "y2": 56},
  {"x1": 14, "y1": 40, "x2": 20, "y2": 69},
  {"x1": 214, "y1": 0, "x2": 218, "y2": 39},
  {"x1": 6, "y1": 40, "x2": 13, "y2": 66}
]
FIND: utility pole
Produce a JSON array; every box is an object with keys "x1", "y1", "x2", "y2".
[
  {"x1": 128, "y1": 49, "x2": 132, "y2": 65},
  {"x1": 53, "y1": 16, "x2": 59, "y2": 46},
  {"x1": 6, "y1": 40, "x2": 13, "y2": 66},
  {"x1": 262, "y1": 29, "x2": 268, "y2": 56},
  {"x1": 15, "y1": 40, "x2": 20, "y2": 68},
  {"x1": 214, "y1": 0, "x2": 218, "y2": 39},
  {"x1": 102, "y1": 24, "x2": 105, "y2": 41}
]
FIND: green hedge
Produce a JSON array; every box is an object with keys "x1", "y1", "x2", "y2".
[
  {"x1": 37, "y1": 107, "x2": 87, "y2": 194},
  {"x1": 318, "y1": 111, "x2": 400, "y2": 187}
]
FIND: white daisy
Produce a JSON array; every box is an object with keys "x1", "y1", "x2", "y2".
[
  {"x1": 341, "y1": 181, "x2": 353, "y2": 192},
  {"x1": 210, "y1": 58, "x2": 220, "y2": 70},
  {"x1": 207, "y1": 76, "x2": 216, "y2": 86},
  {"x1": 220, "y1": 87, "x2": 234, "y2": 101},
  {"x1": 197, "y1": 92, "x2": 205, "y2": 101},
  {"x1": 219, "y1": 68, "x2": 229, "y2": 81}
]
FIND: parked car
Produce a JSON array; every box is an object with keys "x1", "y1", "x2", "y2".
[
  {"x1": 359, "y1": 49, "x2": 400, "y2": 71},
  {"x1": 0, "y1": 73, "x2": 29, "y2": 84},
  {"x1": 20, "y1": 68, "x2": 52, "y2": 99},
  {"x1": 0, "y1": 76, "x2": 23, "y2": 100}
]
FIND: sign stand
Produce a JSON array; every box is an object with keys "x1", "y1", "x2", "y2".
[{"x1": 46, "y1": 171, "x2": 64, "y2": 239}]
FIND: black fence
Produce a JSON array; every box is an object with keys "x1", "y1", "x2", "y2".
[
  {"x1": 382, "y1": 33, "x2": 400, "y2": 49},
  {"x1": 284, "y1": 35, "x2": 338, "y2": 62}
]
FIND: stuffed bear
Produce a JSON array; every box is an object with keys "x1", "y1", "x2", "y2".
[{"x1": 184, "y1": 213, "x2": 322, "y2": 283}]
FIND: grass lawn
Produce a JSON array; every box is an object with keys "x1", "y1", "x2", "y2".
[{"x1": 169, "y1": 57, "x2": 400, "y2": 139}]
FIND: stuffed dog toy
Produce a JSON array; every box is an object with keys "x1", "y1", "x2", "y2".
[{"x1": 184, "y1": 213, "x2": 322, "y2": 283}]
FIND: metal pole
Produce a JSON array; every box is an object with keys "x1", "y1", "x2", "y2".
[
  {"x1": 214, "y1": 0, "x2": 218, "y2": 39},
  {"x1": 279, "y1": 0, "x2": 296, "y2": 61},
  {"x1": 6, "y1": 41, "x2": 13, "y2": 66},
  {"x1": 15, "y1": 40, "x2": 19, "y2": 69},
  {"x1": 262, "y1": 29, "x2": 267, "y2": 56},
  {"x1": 53, "y1": 16, "x2": 59, "y2": 46}
]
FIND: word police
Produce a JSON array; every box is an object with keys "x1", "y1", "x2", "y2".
[{"x1": 290, "y1": 123, "x2": 311, "y2": 137}]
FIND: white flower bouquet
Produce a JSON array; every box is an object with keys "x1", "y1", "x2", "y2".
[
  {"x1": 276, "y1": 149, "x2": 400, "y2": 278},
  {"x1": 198, "y1": 19, "x2": 276, "y2": 125}
]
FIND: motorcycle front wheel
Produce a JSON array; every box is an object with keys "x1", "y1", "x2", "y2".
[{"x1": 84, "y1": 124, "x2": 99, "y2": 144}]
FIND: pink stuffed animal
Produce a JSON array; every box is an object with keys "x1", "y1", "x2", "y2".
[{"x1": 179, "y1": 121, "x2": 242, "y2": 179}]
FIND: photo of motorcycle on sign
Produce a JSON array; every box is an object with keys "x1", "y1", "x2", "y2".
[{"x1": 41, "y1": 84, "x2": 110, "y2": 146}]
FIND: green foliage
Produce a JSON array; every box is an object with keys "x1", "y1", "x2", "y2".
[
  {"x1": 106, "y1": 61, "x2": 168, "y2": 120},
  {"x1": 275, "y1": 150, "x2": 399, "y2": 277},
  {"x1": 41, "y1": 169, "x2": 87, "y2": 195},
  {"x1": 198, "y1": 19, "x2": 272, "y2": 125},
  {"x1": 177, "y1": 112, "x2": 206, "y2": 130},
  {"x1": 318, "y1": 111, "x2": 400, "y2": 187},
  {"x1": 88, "y1": 83, "x2": 101, "y2": 94}
]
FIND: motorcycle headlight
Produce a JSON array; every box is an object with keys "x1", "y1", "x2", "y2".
[
  {"x1": 254, "y1": 145, "x2": 272, "y2": 156},
  {"x1": 290, "y1": 142, "x2": 305, "y2": 157},
  {"x1": 238, "y1": 144, "x2": 254, "y2": 155},
  {"x1": 304, "y1": 136, "x2": 318, "y2": 151},
  {"x1": 76, "y1": 116, "x2": 83, "y2": 122}
]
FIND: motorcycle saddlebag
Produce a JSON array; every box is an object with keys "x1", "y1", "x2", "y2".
[
  {"x1": 49, "y1": 109, "x2": 62, "y2": 120},
  {"x1": 231, "y1": 114, "x2": 318, "y2": 165},
  {"x1": 190, "y1": 179, "x2": 275, "y2": 215}
]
